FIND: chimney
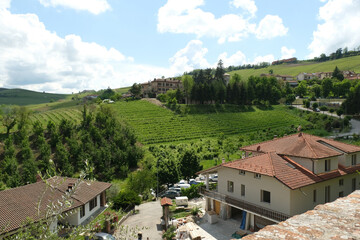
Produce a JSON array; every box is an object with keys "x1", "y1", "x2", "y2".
[{"x1": 67, "y1": 183, "x2": 74, "y2": 192}]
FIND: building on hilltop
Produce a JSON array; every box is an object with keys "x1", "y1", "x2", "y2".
[
  {"x1": 198, "y1": 133, "x2": 360, "y2": 232},
  {"x1": 141, "y1": 78, "x2": 183, "y2": 97},
  {"x1": 0, "y1": 176, "x2": 111, "y2": 238}
]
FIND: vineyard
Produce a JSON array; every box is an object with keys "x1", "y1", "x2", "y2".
[
  {"x1": 112, "y1": 100, "x2": 310, "y2": 145},
  {"x1": 30, "y1": 107, "x2": 83, "y2": 125}
]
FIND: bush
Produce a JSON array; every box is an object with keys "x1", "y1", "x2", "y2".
[
  {"x1": 181, "y1": 183, "x2": 204, "y2": 199},
  {"x1": 112, "y1": 190, "x2": 141, "y2": 210},
  {"x1": 163, "y1": 226, "x2": 176, "y2": 240}
]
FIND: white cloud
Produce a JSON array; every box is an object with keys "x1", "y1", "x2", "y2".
[
  {"x1": 0, "y1": 0, "x2": 11, "y2": 9},
  {"x1": 252, "y1": 54, "x2": 275, "y2": 64},
  {"x1": 230, "y1": 0, "x2": 257, "y2": 17},
  {"x1": 157, "y1": 0, "x2": 287, "y2": 43},
  {"x1": 218, "y1": 51, "x2": 247, "y2": 67},
  {"x1": 39, "y1": 0, "x2": 111, "y2": 15},
  {"x1": 308, "y1": 0, "x2": 360, "y2": 58},
  {"x1": 255, "y1": 15, "x2": 288, "y2": 39},
  {"x1": 0, "y1": 9, "x2": 174, "y2": 93},
  {"x1": 281, "y1": 46, "x2": 296, "y2": 59},
  {"x1": 169, "y1": 40, "x2": 210, "y2": 73}
]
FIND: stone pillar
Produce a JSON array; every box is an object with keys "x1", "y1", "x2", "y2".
[
  {"x1": 205, "y1": 197, "x2": 211, "y2": 211},
  {"x1": 219, "y1": 203, "x2": 229, "y2": 220},
  {"x1": 206, "y1": 173, "x2": 209, "y2": 190}
]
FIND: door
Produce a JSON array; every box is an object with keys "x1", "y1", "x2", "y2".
[{"x1": 214, "y1": 200, "x2": 221, "y2": 215}]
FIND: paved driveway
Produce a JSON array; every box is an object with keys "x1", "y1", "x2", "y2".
[{"x1": 116, "y1": 200, "x2": 163, "y2": 240}]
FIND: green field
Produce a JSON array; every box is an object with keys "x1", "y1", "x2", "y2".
[
  {"x1": 0, "y1": 88, "x2": 69, "y2": 106},
  {"x1": 229, "y1": 55, "x2": 360, "y2": 80},
  {"x1": 112, "y1": 100, "x2": 309, "y2": 145},
  {"x1": 30, "y1": 106, "x2": 83, "y2": 125}
]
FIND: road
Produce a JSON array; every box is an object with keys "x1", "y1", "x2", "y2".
[
  {"x1": 293, "y1": 105, "x2": 360, "y2": 137},
  {"x1": 115, "y1": 200, "x2": 163, "y2": 240}
]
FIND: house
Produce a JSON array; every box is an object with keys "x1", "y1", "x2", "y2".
[
  {"x1": 296, "y1": 72, "x2": 318, "y2": 81},
  {"x1": 318, "y1": 72, "x2": 333, "y2": 79},
  {"x1": 0, "y1": 176, "x2": 111, "y2": 237},
  {"x1": 141, "y1": 78, "x2": 183, "y2": 97},
  {"x1": 198, "y1": 133, "x2": 360, "y2": 232}
]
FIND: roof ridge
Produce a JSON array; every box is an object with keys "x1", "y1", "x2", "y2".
[
  {"x1": 240, "y1": 133, "x2": 298, "y2": 151},
  {"x1": 302, "y1": 134, "x2": 319, "y2": 158},
  {"x1": 267, "y1": 152, "x2": 276, "y2": 176},
  {"x1": 281, "y1": 155, "x2": 318, "y2": 177},
  {"x1": 321, "y1": 137, "x2": 360, "y2": 151}
]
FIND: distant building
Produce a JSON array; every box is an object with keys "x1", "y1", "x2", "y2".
[
  {"x1": 271, "y1": 58, "x2": 297, "y2": 65},
  {"x1": 141, "y1": 78, "x2": 183, "y2": 97},
  {"x1": 296, "y1": 72, "x2": 318, "y2": 81}
]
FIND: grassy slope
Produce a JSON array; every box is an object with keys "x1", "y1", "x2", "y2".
[
  {"x1": 229, "y1": 55, "x2": 360, "y2": 80},
  {"x1": 112, "y1": 100, "x2": 309, "y2": 145},
  {"x1": 0, "y1": 88, "x2": 69, "y2": 106}
]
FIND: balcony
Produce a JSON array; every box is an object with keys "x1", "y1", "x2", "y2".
[{"x1": 200, "y1": 187, "x2": 290, "y2": 222}]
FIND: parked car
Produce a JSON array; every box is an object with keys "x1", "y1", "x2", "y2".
[
  {"x1": 189, "y1": 179, "x2": 198, "y2": 185},
  {"x1": 91, "y1": 233, "x2": 116, "y2": 240},
  {"x1": 178, "y1": 183, "x2": 191, "y2": 189},
  {"x1": 161, "y1": 190, "x2": 180, "y2": 199},
  {"x1": 210, "y1": 175, "x2": 218, "y2": 182},
  {"x1": 179, "y1": 179, "x2": 186, "y2": 184},
  {"x1": 169, "y1": 186, "x2": 181, "y2": 192}
]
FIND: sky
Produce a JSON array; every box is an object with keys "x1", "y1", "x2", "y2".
[{"x1": 0, "y1": 0, "x2": 360, "y2": 94}]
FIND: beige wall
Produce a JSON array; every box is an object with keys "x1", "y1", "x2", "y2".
[
  {"x1": 217, "y1": 167, "x2": 291, "y2": 215},
  {"x1": 64, "y1": 195, "x2": 101, "y2": 226},
  {"x1": 290, "y1": 172, "x2": 360, "y2": 215},
  {"x1": 339, "y1": 152, "x2": 359, "y2": 167},
  {"x1": 290, "y1": 156, "x2": 313, "y2": 172},
  {"x1": 314, "y1": 156, "x2": 338, "y2": 174}
]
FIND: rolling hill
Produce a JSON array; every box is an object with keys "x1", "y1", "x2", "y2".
[
  {"x1": 228, "y1": 55, "x2": 360, "y2": 80},
  {"x1": 0, "y1": 88, "x2": 69, "y2": 106}
]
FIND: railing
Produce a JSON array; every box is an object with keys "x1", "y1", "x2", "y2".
[{"x1": 200, "y1": 187, "x2": 290, "y2": 222}]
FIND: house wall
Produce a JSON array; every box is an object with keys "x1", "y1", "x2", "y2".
[
  {"x1": 339, "y1": 152, "x2": 359, "y2": 167},
  {"x1": 290, "y1": 156, "x2": 313, "y2": 172},
  {"x1": 290, "y1": 172, "x2": 360, "y2": 215},
  {"x1": 314, "y1": 156, "x2": 338, "y2": 174},
  {"x1": 64, "y1": 194, "x2": 101, "y2": 226},
  {"x1": 217, "y1": 167, "x2": 291, "y2": 215}
]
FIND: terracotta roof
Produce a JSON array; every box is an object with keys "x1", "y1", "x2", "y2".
[
  {"x1": 160, "y1": 197, "x2": 172, "y2": 206},
  {"x1": 243, "y1": 190, "x2": 360, "y2": 240},
  {"x1": 240, "y1": 133, "x2": 360, "y2": 159},
  {"x1": 205, "y1": 152, "x2": 360, "y2": 190},
  {"x1": 0, "y1": 177, "x2": 111, "y2": 234}
]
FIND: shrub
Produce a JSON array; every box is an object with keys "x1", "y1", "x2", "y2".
[
  {"x1": 112, "y1": 190, "x2": 141, "y2": 210},
  {"x1": 180, "y1": 183, "x2": 204, "y2": 199}
]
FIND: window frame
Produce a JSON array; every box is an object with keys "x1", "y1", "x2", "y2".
[
  {"x1": 324, "y1": 159, "x2": 331, "y2": 172},
  {"x1": 313, "y1": 189, "x2": 317, "y2": 203},
  {"x1": 325, "y1": 186, "x2": 330, "y2": 203},
  {"x1": 239, "y1": 170, "x2": 245, "y2": 175},
  {"x1": 254, "y1": 173, "x2": 261, "y2": 179},
  {"x1": 241, "y1": 184, "x2": 245, "y2": 197},
  {"x1": 338, "y1": 191, "x2": 344, "y2": 197},
  {"x1": 227, "y1": 181, "x2": 234, "y2": 193},
  {"x1": 89, "y1": 197, "x2": 98, "y2": 212},
  {"x1": 261, "y1": 190, "x2": 271, "y2": 203},
  {"x1": 339, "y1": 179, "x2": 344, "y2": 186},
  {"x1": 80, "y1": 205, "x2": 85, "y2": 218},
  {"x1": 351, "y1": 154, "x2": 357, "y2": 166}
]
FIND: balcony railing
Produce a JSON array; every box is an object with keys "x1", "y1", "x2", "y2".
[{"x1": 200, "y1": 187, "x2": 290, "y2": 222}]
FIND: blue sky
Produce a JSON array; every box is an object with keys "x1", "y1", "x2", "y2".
[{"x1": 0, "y1": 0, "x2": 359, "y2": 93}]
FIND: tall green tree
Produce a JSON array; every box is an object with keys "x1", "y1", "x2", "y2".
[
  {"x1": 1, "y1": 106, "x2": 18, "y2": 135},
  {"x1": 215, "y1": 59, "x2": 225, "y2": 84},
  {"x1": 321, "y1": 78, "x2": 333, "y2": 98},
  {"x1": 179, "y1": 149, "x2": 202, "y2": 181},
  {"x1": 332, "y1": 66, "x2": 344, "y2": 81},
  {"x1": 182, "y1": 75, "x2": 194, "y2": 104},
  {"x1": 129, "y1": 83, "x2": 142, "y2": 98}
]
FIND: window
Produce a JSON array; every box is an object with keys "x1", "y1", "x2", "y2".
[
  {"x1": 261, "y1": 190, "x2": 271, "y2": 203},
  {"x1": 325, "y1": 159, "x2": 331, "y2": 172},
  {"x1": 227, "y1": 181, "x2": 234, "y2": 192},
  {"x1": 352, "y1": 178, "x2": 356, "y2": 192},
  {"x1": 80, "y1": 205, "x2": 85, "y2": 218},
  {"x1": 158, "y1": 83, "x2": 162, "y2": 86},
  {"x1": 254, "y1": 173, "x2": 261, "y2": 179},
  {"x1": 351, "y1": 155, "x2": 357, "y2": 166},
  {"x1": 89, "y1": 197, "x2": 98, "y2": 211},
  {"x1": 339, "y1": 191, "x2": 344, "y2": 197},
  {"x1": 339, "y1": 179, "x2": 344, "y2": 186},
  {"x1": 239, "y1": 170, "x2": 245, "y2": 175},
  {"x1": 241, "y1": 184, "x2": 245, "y2": 196},
  {"x1": 325, "y1": 186, "x2": 330, "y2": 203},
  {"x1": 313, "y1": 189, "x2": 317, "y2": 202}
]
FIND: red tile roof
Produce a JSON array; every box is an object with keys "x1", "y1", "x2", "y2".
[
  {"x1": 0, "y1": 177, "x2": 111, "y2": 234},
  {"x1": 240, "y1": 133, "x2": 360, "y2": 159},
  {"x1": 160, "y1": 197, "x2": 172, "y2": 206}
]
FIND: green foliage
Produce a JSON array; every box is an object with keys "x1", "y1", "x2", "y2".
[
  {"x1": 112, "y1": 190, "x2": 141, "y2": 210},
  {"x1": 179, "y1": 149, "x2": 202, "y2": 180},
  {"x1": 332, "y1": 66, "x2": 344, "y2": 81},
  {"x1": 126, "y1": 168, "x2": 156, "y2": 196},
  {"x1": 99, "y1": 87, "x2": 116, "y2": 100},
  {"x1": 157, "y1": 158, "x2": 180, "y2": 186},
  {"x1": 129, "y1": 83, "x2": 142, "y2": 98},
  {"x1": 342, "y1": 82, "x2": 360, "y2": 114},
  {"x1": 162, "y1": 226, "x2": 176, "y2": 240},
  {"x1": 180, "y1": 183, "x2": 204, "y2": 199},
  {"x1": 285, "y1": 94, "x2": 296, "y2": 104}
]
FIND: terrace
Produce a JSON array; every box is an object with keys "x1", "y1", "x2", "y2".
[{"x1": 200, "y1": 188, "x2": 290, "y2": 223}]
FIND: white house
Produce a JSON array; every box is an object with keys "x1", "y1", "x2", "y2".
[
  {"x1": 0, "y1": 176, "x2": 111, "y2": 237},
  {"x1": 198, "y1": 133, "x2": 360, "y2": 232}
]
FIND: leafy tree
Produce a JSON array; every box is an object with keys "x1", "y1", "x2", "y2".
[
  {"x1": 1, "y1": 106, "x2": 18, "y2": 135},
  {"x1": 321, "y1": 78, "x2": 333, "y2": 98},
  {"x1": 295, "y1": 81, "x2": 307, "y2": 97},
  {"x1": 182, "y1": 75, "x2": 194, "y2": 104},
  {"x1": 112, "y1": 190, "x2": 141, "y2": 210},
  {"x1": 158, "y1": 158, "x2": 180, "y2": 186},
  {"x1": 129, "y1": 83, "x2": 142, "y2": 98},
  {"x1": 332, "y1": 66, "x2": 344, "y2": 81},
  {"x1": 179, "y1": 149, "x2": 202, "y2": 181},
  {"x1": 311, "y1": 84, "x2": 321, "y2": 98},
  {"x1": 127, "y1": 169, "x2": 156, "y2": 196},
  {"x1": 54, "y1": 143, "x2": 73, "y2": 176},
  {"x1": 285, "y1": 94, "x2": 296, "y2": 105},
  {"x1": 215, "y1": 59, "x2": 225, "y2": 84},
  {"x1": 22, "y1": 157, "x2": 38, "y2": 184},
  {"x1": 303, "y1": 99, "x2": 310, "y2": 108},
  {"x1": 99, "y1": 87, "x2": 115, "y2": 100},
  {"x1": 312, "y1": 102, "x2": 319, "y2": 111},
  {"x1": 342, "y1": 82, "x2": 360, "y2": 114},
  {"x1": 336, "y1": 108, "x2": 344, "y2": 119}
]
